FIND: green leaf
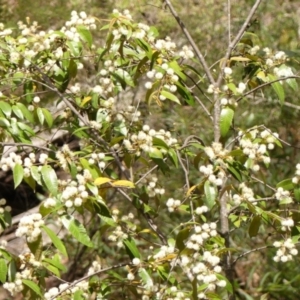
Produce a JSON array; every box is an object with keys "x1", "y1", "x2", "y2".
[
  {"x1": 175, "y1": 228, "x2": 190, "y2": 251},
  {"x1": 27, "y1": 234, "x2": 43, "y2": 260},
  {"x1": 294, "y1": 188, "x2": 300, "y2": 202},
  {"x1": 77, "y1": 25, "x2": 93, "y2": 48},
  {"x1": 42, "y1": 225, "x2": 68, "y2": 257},
  {"x1": 0, "y1": 101, "x2": 11, "y2": 117},
  {"x1": 268, "y1": 74, "x2": 285, "y2": 104},
  {"x1": 16, "y1": 102, "x2": 34, "y2": 123},
  {"x1": 31, "y1": 166, "x2": 42, "y2": 185},
  {"x1": 276, "y1": 178, "x2": 294, "y2": 190},
  {"x1": 204, "y1": 181, "x2": 217, "y2": 209},
  {"x1": 123, "y1": 238, "x2": 140, "y2": 259},
  {"x1": 22, "y1": 279, "x2": 43, "y2": 297},
  {"x1": 74, "y1": 290, "x2": 84, "y2": 300},
  {"x1": 248, "y1": 215, "x2": 261, "y2": 237},
  {"x1": 149, "y1": 147, "x2": 163, "y2": 159},
  {"x1": 160, "y1": 90, "x2": 181, "y2": 105},
  {"x1": 36, "y1": 107, "x2": 45, "y2": 125},
  {"x1": 42, "y1": 108, "x2": 53, "y2": 128},
  {"x1": 12, "y1": 105, "x2": 23, "y2": 119},
  {"x1": 13, "y1": 163, "x2": 24, "y2": 188},
  {"x1": 220, "y1": 106, "x2": 234, "y2": 137},
  {"x1": 61, "y1": 215, "x2": 94, "y2": 247},
  {"x1": 41, "y1": 165, "x2": 58, "y2": 196},
  {"x1": 0, "y1": 258, "x2": 7, "y2": 283},
  {"x1": 168, "y1": 148, "x2": 178, "y2": 168},
  {"x1": 0, "y1": 117, "x2": 10, "y2": 127},
  {"x1": 138, "y1": 268, "x2": 153, "y2": 289}
]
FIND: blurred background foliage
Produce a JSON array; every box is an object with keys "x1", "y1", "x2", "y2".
[{"x1": 1, "y1": 0, "x2": 300, "y2": 298}]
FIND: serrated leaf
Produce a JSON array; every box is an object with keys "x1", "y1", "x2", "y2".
[
  {"x1": 61, "y1": 215, "x2": 94, "y2": 247},
  {"x1": 42, "y1": 225, "x2": 68, "y2": 257},
  {"x1": 123, "y1": 238, "x2": 140, "y2": 259},
  {"x1": 111, "y1": 180, "x2": 135, "y2": 188},
  {"x1": 22, "y1": 279, "x2": 43, "y2": 297},
  {"x1": 220, "y1": 106, "x2": 234, "y2": 137},
  {"x1": 160, "y1": 90, "x2": 181, "y2": 105},
  {"x1": 13, "y1": 163, "x2": 24, "y2": 188},
  {"x1": 94, "y1": 177, "x2": 112, "y2": 186},
  {"x1": 0, "y1": 258, "x2": 7, "y2": 283},
  {"x1": 249, "y1": 215, "x2": 261, "y2": 237},
  {"x1": 41, "y1": 165, "x2": 58, "y2": 196},
  {"x1": 204, "y1": 181, "x2": 217, "y2": 209},
  {"x1": 268, "y1": 74, "x2": 285, "y2": 104}
]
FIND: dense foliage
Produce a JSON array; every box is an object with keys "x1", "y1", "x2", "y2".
[{"x1": 0, "y1": 1, "x2": 300, "y2": 299}]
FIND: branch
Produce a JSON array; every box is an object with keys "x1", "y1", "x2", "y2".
[
  {"x1": 163, "y1": 0, "x2": 215, "y2": 85},
  {"x1": 50, "y1": 262, "x2": 130, "y2": 300},
  {"x1": 217, "y1": 0, "x2": 263, "y2": 85},
  {"x1": 232, "y1": 245, "x2": 272, "y2": 265},
  {"x1": 117, "y1": 188, "x2": 167, "y2": 244}
]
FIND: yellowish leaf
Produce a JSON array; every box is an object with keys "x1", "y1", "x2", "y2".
[
  {"x1": 111, "y1": 180, "x2": 135, "y2": 188},
  {"x1": 94, "y1": 177, "x2": 112, "y2": 186},
  {"x1": 186, "y1": 185, "x2": 197, "y2": 197}
]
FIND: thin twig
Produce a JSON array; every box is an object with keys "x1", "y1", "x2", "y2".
[
  {"x1": 117, "y1": 188, "x2": 167, "y2": 244},
  {"x1": 232, "y1": 245, "x2": 272, "y2": 265},
  {"x1": 163, "y1": 0, "x2": 215, "y2": 85},
  {"x1": 50, "y1": 262, "x2": 130, "y2": 300}
]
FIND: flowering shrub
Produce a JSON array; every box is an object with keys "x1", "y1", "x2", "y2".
[{"x1": 0, "y1": 1, "x2": 299, "y2": 299}]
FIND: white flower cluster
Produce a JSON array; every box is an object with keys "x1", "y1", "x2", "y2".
[
  {"x1": 61, "y1": 176, "x2": 89, "y2": 208},
  {"x1": 179, "y1": 45, "x2": 194, "y2": 59},
  {"x1": 87, "y1": 260, "x2": 102, "y2": 275},
  {"x1": 62, "y1": 10, "x2": 96, "y2": 41},
  {"x1": 44, "y1": 281, "x2": 89, "y2": 300},
  {"x1": 199, "y1": 164, "x2": 226, "y2": 186},
  {"x1": 144, "y1": 63, "x2": 179, "y2": 100},
  {"x1": 123, "y1": 126, "x2": 177, "y2": 156},
  {"x1": 107, "y1": 225, "x2": 129, "y2": 248},
  {"x1": 153, "y1": 245, "x2": 175, "y2": 260},
  {"x1": 292, "y1": 163, "x2": 300, "y2": 184},
  {"x1": 15, "y1": 213, "x2": 44, "y2": 242},
  {"x1": 0, "y1": 198, "x2": 12, "y2": 234},
  {"x1": 238, "y1": 128, "x2": 278, "y2": 171},
  {"x1": 263, "y1": 49, "x2": 287, "y2": 67},
  {"x1": 249, "y1": 45, "x2": 260, "y2": 55},
  {"x1": 0, "y1": 22, "x2": 12, "y2": 36},
  {"x1": 179, "y1": 251, "x2": 226, "y2": 294},
  {"x1": 274, "y1": 65, "x2": 293, "y2": 78},
  {"x1": 89, "y1": 152, "x2": 106, "y2": 170},
  {"x1": 281, "y1": 218, "x2": 294, "y2": 231},
  {"x1": 137, "y1": 176, "x2": 165, "y2": 198},
  {"x1": 195, "y1": 205, "x2": 209, "y2": 215},
  {"x1": 220, "y1": 97, "x2": 238, "y2": 107},
  {"x1": 204, "y1": 142, "x2": 229, "y2": 161},
  {"x1": 232, "y1": 183, "x2": 256, "y2": 205},
  {"x1": 186, "y1": 223, "x2": 218, "y2": 251},
  {"x1": 166, "y1": 198, "x2": 181, "y2": 212},
  {"x1": 3, "y1": 251, "x2": 45, "y2": 296},
  {"x1": 56, "y1": 144, "x2": 75, "y2": 171},
  {"x1": 273, "y1": 238, "x2": 298, "y2": 262},
  {"x1": 275, "y1": 187, "x2": 292, "y2": 203}
]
